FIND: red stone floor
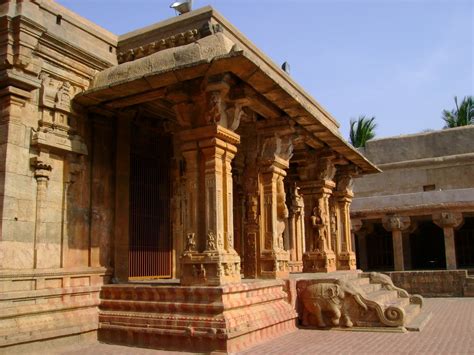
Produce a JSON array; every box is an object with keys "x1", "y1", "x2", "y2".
[{"x1": 50, "y1": 298, "x2": 473, "y2": 355}]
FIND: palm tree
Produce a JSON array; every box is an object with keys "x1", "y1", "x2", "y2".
[
  {"x1": 442, "y1": 96, "x2": 473, "y2": 128},
  {"x1": 349, "y1": 115, "x2": 377, "y2": 148}
]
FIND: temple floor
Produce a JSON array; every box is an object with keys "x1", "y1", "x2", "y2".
[{"x1": 42, "y1": 297, "x2": 473, "y2": 354}]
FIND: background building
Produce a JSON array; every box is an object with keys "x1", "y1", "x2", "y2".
[{"x1": 351, "y1": 126, "x2": 474, "y2": 273}]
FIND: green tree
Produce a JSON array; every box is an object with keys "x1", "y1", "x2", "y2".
[
  {"x1": 349, "y1": 115, "x2": 377, "y2": 148},
  {"x1": 442, "y1": 96, "x2": 473, "y2": 128}
]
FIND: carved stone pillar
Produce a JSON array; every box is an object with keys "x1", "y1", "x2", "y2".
[
  {"x1": 383, "y1": 215, "x2": 411, "y2": 271},
  {"x1": 169, "y1": 74, "x2": 247, "y2": 285},
  {"x1": 179, "y1": 126, "x2": 241, "y2": 286},
  {"x1": 433, "y1": 212, "x2": 463, "y2": 270},
  {"x1": 258, "y1": 134, "x2": 293, "y2": 279},
  {"x1": 298, "y1": 155, "x2": 337, "y2": 273},
  {"x1": 242, "y1": 131, "x2": 260, "y2": 278},
  {"x1": 334, "y1": 172, "x2": 357, "y2": 270},
  {"x1": 31, "y1": 153, "x2": 52, "y2": 268}
]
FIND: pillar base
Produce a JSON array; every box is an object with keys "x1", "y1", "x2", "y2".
[
  {"x1": 337, "y1": 251, "x2": 357, "y2": 270},
  {"x1": 260, "y1": 249, "x2": 290, "y2": 279},
  {"x1": 302, "y1": 250, "x2": 337, "y2": 272},
  {"x1": 180, "y1": 252, "x2": 241, "y2": 286},
  {"x1": 99, "y1": 280, "x2": 297, "y2": 353}
]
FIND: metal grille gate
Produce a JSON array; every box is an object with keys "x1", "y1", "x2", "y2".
[{"x1": 129, "y1": 123, "x2": 172, "y2": 279}]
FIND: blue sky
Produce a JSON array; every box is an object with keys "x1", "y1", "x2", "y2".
[{"x1": 57, "y1": 0, "x2": 473, "y2": 139}]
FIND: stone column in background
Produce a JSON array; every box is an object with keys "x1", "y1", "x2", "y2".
[
  {"x1": 433, "y1": 212, "x2": 463, "y2": 270},
  {"x1": 383, "y1": 215, "x2": 411, "y2": 271},
  {"x1": 351, "y1": 218, "x2": 368, "y2": 270}
]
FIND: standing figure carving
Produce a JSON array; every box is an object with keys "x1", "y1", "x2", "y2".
[
  {"x1": 276, "y1": 178, "x2": 288, "y2": 250},
  {"x1": 311, "y1": 206, "x2": 328, "y2": 251}
]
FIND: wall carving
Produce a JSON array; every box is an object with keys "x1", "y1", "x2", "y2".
[{"x1": 32, "y1": 73, "x2": 87, "y2": 156}]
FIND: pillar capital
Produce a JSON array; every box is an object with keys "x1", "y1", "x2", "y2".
[
  {"x1": 169, "y1": 73, "x2": 247, "y2": 130},
  {"x1": 31, "y1": 153, "x2": 52, "y2": 181},
  {"x1": 382, "y1": 215, "x2": 411, "y2": 232},
  {"x1": 433, "y1": 212, "x2": 463, "y2": 229},
  {"x1": 351, "y1": 218, "x2": 363, "y2": 233},
  {"x1": 258, "y1": 133, "x2": 293, "y2": 169}
]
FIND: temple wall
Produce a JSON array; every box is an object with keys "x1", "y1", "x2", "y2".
[
  {"x1": 355, "y1": 126, "x2": 474, "y2": 198},
  {"x1": 0, "y1": 1, "x2": 117, "y2": 349}
]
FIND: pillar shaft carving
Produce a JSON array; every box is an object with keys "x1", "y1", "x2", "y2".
[
  {"x1": 179, "y1": 126, "x2": 241, "y2": 286},
  {"x1": 334, "y1": 171, "x2": 357, "y2": 270},
  {"x1": 258, "y1": 133, "x2": 293, "y2": 279},
  {"x1": 287, "y1": 183, "x2": 305, "y2": 271},
  {"x1": 31, "y1": 153, "x2": 52, "y2": 269},
  {"x1": 242, "y1": 130, "x2": 260, "y2": 278},
  {"x1": 298, "y1": 154, "x2": 337, "y2": 272},
  {"x1": 433, "y1": 212, "x2": 464, "y2": 270},
  {"x1": 173, "y1": 74, "x2": 248, "y2": 286}
]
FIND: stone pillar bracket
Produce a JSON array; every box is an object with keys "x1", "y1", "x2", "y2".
[
  {"x1": 382, "y1": 215, "x2": 411, "y2": 232},
  {"x1": 433, "y1": 212, "x2": 463, "y2": 229}
]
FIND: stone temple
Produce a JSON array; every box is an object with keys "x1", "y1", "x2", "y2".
[{"x1": 0, "y1": 1, "x2": 428, "y2": 353}]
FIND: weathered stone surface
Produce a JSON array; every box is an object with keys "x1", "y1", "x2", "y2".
[{"x1": 384, "y1": 270, "x2": 469, "y2": 297}]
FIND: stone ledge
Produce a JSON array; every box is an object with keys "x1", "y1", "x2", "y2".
[{"x1": 383, "y1": 270, "x2": 469, "y2": 297}]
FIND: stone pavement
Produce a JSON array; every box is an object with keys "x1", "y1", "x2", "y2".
[{"x1": 46, "y1": 298, "x2": 472, "y2": 355}]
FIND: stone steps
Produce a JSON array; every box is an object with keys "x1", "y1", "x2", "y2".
[
  {"x1": 365, "y1": 289, "x2": 399, "y2": 304},
  {"x1": 358, "y1": 274, "x2": 424, "y2": 330},
  {"x1": 98, "y1": 280, "x2": 297, "y2": 353}
]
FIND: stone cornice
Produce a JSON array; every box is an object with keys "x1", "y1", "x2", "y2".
[
  {"x1": 352, "y1": 188, "x2": 474, "y2": 217},
  {"x1": 373, "y1": 152, "x2": 474, "y2": 171}
]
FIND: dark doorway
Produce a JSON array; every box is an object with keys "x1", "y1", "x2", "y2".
[
  {"x1": 366, "y1": 223, "x2": 394, "y2": 271},
  {"x1": 129, "y1": 121, "x2": 172, "y2": 279},
  {"x1": 456, "y1": 217, "x2": 474, "y2": 268},
  {"x1": 410, "y1": 221, "x2": 446, "y2": 270}
]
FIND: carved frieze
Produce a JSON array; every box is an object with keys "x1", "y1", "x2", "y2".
[{"x1": 117, "y1": 22, "x2": 224, "y2": 64}]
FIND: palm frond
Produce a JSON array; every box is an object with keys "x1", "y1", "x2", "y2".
[
  {"x1": 442, "y1": 96, "x2": 474, "y2": 128},
  {"x1": 349, "y1": 115, "x2": 377, "y2": 148}
]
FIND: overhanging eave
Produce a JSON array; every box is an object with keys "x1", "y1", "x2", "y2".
[{"x1": 75, "y1": 43, "x2": 379, "y2": 174}]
